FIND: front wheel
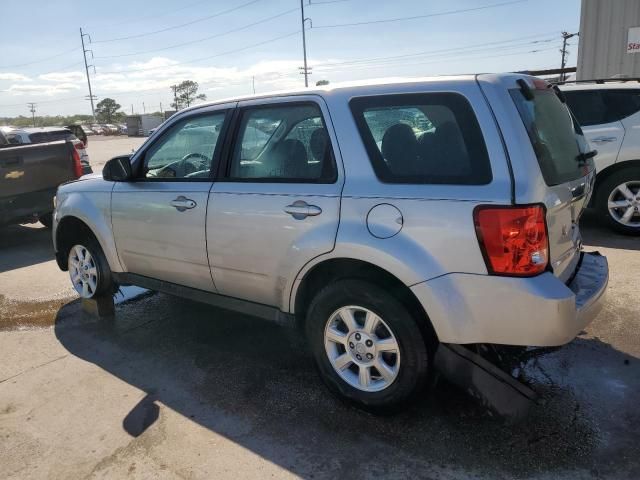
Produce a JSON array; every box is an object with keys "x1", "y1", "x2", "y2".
[
  {"x1": 597, "y1": 168, "x2": 640, "y2": 235},
  {"x1": 67, "y1": 238, "x2": 114, "y2": 299},
  {"x1": 306, "y1": 279, "x2": 431, "y2": 413}
]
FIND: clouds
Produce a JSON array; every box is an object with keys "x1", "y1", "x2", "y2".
[
  {"x1": 0, "y1": 73, "x2": 31, "y2": 82},
  {"x1": 4, "y1": 82, "x2": 82, "y2": 96}
]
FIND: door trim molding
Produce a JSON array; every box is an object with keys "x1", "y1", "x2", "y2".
[{"x1": 112, "y1": 272, "x2": 296, "y2": 327}]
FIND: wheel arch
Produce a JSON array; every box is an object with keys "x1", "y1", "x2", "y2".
[
  {"x1": 593, "y1": 160, "x2": 640, "y2": 204},
  {"x1": 55, "y1": 214, "x2": 120, "y2": 272},
  {"x1": 292, "y1": 257, "x2": 439, "y2": 345}
]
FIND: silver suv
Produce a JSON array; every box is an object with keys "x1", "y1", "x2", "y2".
[{"x1": 53, "y1": 74, "x2": 608, "y2": 411}]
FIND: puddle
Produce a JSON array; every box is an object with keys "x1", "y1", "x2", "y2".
[
  {"x1": 0, "y1": 294, "x2": 74, "y2": 331},
  {"x1": 0, "y1": 286, "x2": 150, "y2": 331}
]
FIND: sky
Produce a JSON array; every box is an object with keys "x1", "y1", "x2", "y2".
[{"x1": 0, "y1": 0, "x2": 582, "y2": 117}]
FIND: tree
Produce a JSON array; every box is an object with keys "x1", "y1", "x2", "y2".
[
  {"x1": 171, "y1": 81, "x2": 206, "y2": 110},
  {"x1": 316, "y1": 80, "x2": 330, "y2": 86},
  {"x1": 95, "y1": 98, "x2": 122, "y2": 123}
]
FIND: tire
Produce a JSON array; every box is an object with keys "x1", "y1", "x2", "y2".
[
  {"x1": 596, "y1": 167, "x2": 640, "y2": 235},
  {"x1": 305, "y1": 279, "x2": 431, "y2": 413},
  {"x1": 39, "y1": 212, "x2": 53, "y2": 229},
  {"x1": 67, "y1": 236, "x2": 114, "y2": 299}
]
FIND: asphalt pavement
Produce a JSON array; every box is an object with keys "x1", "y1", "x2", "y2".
[{"x1": 0, "y1": 140, "x2": 639, "y2": 479}]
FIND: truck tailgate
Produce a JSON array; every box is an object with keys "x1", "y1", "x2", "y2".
[{"x1": 0, "y1": 141, "x2": 75, "y2": 198}]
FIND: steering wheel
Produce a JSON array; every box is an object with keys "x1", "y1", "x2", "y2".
[{"x1": 155, "y1": 152, "x2": 210, "y2": 178}]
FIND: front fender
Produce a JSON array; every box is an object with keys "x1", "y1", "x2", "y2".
[{"x1": 54, "y1": 188, "x2": 123, "y2": 272}]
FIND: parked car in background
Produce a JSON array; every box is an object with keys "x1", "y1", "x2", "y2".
[
  {"x1": 0, "y1": 126, "x2": 91, "y2": 175},
  {"x1": 81, "y1": 125, "x2": 95, "y2": 135},
  {"x1": 91, "y1": 124, "x2": 104, "y2": 135},
  {"x1": 1, "y1": 128, "x2": 86, "y2": 227},
  {"x1": 53, "y1": 75, "x2": 608, "y2": 412},
  {"x1": 560, "y1": 81, "x2": 640, "y2": 234}
]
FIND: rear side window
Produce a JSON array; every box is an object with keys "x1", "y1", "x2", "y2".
[
  {"x1": 350, "y1": 93, "x2": 492, "y2": 185},
  {"x1": 564, "y1": 89, "x2": 640, "y2": 126},
  {"x1": 510, "y1": 87, "x2": 592, "y2": 186},
  {"x1": 229, "y1": 103, "x2": 336, "y2": 183}
]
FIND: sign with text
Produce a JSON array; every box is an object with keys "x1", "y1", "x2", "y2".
[{"x1": 628, "y1": 26, "x2": 640, "y2": 53}]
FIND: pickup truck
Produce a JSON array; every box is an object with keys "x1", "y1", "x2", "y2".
[{"x1": 0, "y1": 130, "x2": 84, "y2": 227}]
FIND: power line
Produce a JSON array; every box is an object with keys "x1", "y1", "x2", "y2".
[
  {"x1": 313, "y1": 33, "x2": 557, "y2": 69},
  {"x1": 102, "y1": 0, "x2": 214, "y2": 27},
  {"x1": 312, "y1": 0, "x2": 527, "y2": 29},
  {"x1": 95, "y1": 7, "x2": 298, "y2": 59},
  {"x1": 97, "y1": 30, "x2": 301, "y2": 75},
  {"x1": 91, "y1": 0, "x2": 262, "y2": 43},
  {"x1": 0, "y1": 47, "x2": 81, "y2": 69}
]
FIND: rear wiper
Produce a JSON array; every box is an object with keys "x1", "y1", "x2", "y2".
[{"x1": 576, "y1": 149, "x2": 597, "y2": 164}]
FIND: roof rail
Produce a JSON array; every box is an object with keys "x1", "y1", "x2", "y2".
[{"x1": 553, "y1": 77, "x2": 640, "y2": 85}]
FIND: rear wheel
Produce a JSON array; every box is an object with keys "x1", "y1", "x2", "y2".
[
  {"x1": 67, "y1": 238, "x2": 114, "y2": 298},
  {"x1": 306, "y1": 279, "x2": 431, "y2": 413},
  {"x1": 597, "y1": 168, "x2": 640, "y2": 235}
]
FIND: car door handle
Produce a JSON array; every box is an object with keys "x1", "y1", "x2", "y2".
[
  {"x1": 591, "y1": 136, "x2": 617, "y2": 143},
  {"x1": 170, "y1": 196, "x2": 197, "y2": 212},
  {"x1": 284, "y1": 200, "x2": 322, "y2": 219}
]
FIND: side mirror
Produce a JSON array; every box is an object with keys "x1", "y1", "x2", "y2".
[{"x1": 103, "y1": 155, "x2": 133, "y2": 181}]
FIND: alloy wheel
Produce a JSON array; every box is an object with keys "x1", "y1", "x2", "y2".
[
  {"x1": 68, "y1": 244, "x2": 98, "y2": 298},
  {"x1": 607, "y1": 181, "x2": 640, "y2": 227},
  {"x1": 324, "y1": 305, "x2": 401, "y2": 392}
]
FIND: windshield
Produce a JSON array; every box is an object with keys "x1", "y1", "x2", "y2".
[{"x1": 510, "y1": 87, "x2": 593, "y2": 186}]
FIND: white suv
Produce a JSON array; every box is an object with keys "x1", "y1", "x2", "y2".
[
  {"x1": 53, "y1": 75, "x2": 608, "y2": 412},
  {"x1": 561, "y1": 82, "x2": 640, "y2": 234}
]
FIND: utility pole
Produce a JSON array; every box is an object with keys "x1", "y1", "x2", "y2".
[
  {"x1": 171, "y1": 84, "x2": 179, "y2": 110},
  {"x1": 80, "y1": 28, "x2": 97, "y2": 121},
  {"x1": 299, "y1": 0, "x2": 311, "y2": 87},
  {"x1": 560, "y1": 31, "x2": 579, "y2": 82},
  {"x1": 142, "y1": 102, "x2": 146, "y2": 113},
  {"x1": 252, "y1": 76, "x2": 255, "y2": 94},
  {"x1": 131, "y1": 104, "x2": 134, "y2": 115},
  {"x1": 160, "y1": 102, "x2": 163, "y2": 114},
  {"x1": 27, "y1": 103, "x2": 36, "y2": 127}
]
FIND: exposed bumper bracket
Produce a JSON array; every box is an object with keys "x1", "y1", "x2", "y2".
[{"x1": 434, "y1": 343, "x2": 538, "y2": 421}]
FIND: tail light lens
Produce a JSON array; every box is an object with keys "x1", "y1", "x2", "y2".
[
  {"x1": 474, "y1": 205, "x2": 549, "y2": 277},
  {"x1": 74, "y1": 141, "x2": 85, "y2": 150},
  {"x1": 72, "y1": 147, "x2": 83, "y2": 178}
]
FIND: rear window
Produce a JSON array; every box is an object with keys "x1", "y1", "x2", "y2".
[
  {"x1": 28, "y1": 130, "x2": 75, "y2": 144},
  {"x1": 510, "y1": 87, "x2": 592, "y2": 186},
  {"x1": 350, "y1": 93, "x2": 492, "y2": 185}
]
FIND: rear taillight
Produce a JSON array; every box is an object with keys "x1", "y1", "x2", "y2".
[
  {"x1": 74, "y1": 141, "x2": 85, "y2": 150},
  {"x1": 72, "y1": 147, "x2": 83, "y2": 178},
  {"x1": 474, "y1": 205, "x2": 549, "y2": 277}
]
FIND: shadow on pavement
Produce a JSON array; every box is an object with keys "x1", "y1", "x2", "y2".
[
  {"x1": 0, "y1": 223, "x2": 55, "y2": 273},
  {"x1": 580, "y1": 209, "x2": 640, "y2": 251},
  {"x1": 54, "y1": 293, "x2": 640, "y2": 479}
]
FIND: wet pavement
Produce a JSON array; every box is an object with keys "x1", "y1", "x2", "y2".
[{"x1": 0, "y1": 209, "x2": 639, "y2": 479}]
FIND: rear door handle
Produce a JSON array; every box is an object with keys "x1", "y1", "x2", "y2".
[
  {"x1": 284, "y1": 200, "x2": 322, "y2": 220},
  {"x1": 170, "y1": 196, "x2": 197, "y2": 212},
  {"x1": 591, "y1": 136, "x2": 617, "y2": 143}
]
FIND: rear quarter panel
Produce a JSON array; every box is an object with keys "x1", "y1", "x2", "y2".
[{"x1": 289, "y1": 79, "x2": 512, "y2": 311}]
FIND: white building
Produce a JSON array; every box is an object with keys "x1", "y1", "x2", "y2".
[{"x1": 577, "y1": 0, "x2": 640, "y2": 80}]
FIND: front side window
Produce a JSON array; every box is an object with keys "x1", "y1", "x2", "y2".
[
  {"x1": 229, "y1": 103, "x2": 336, "y2": 182},
  {"x1": 511, "y1": 87, "x2": 592, "y2": 186},
  {"x1": 144, "y1": 112, "x2": 226, "y2": 179},
  {"x1": 350, "y1": 93, "x2": 492, "y2": 185}
]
